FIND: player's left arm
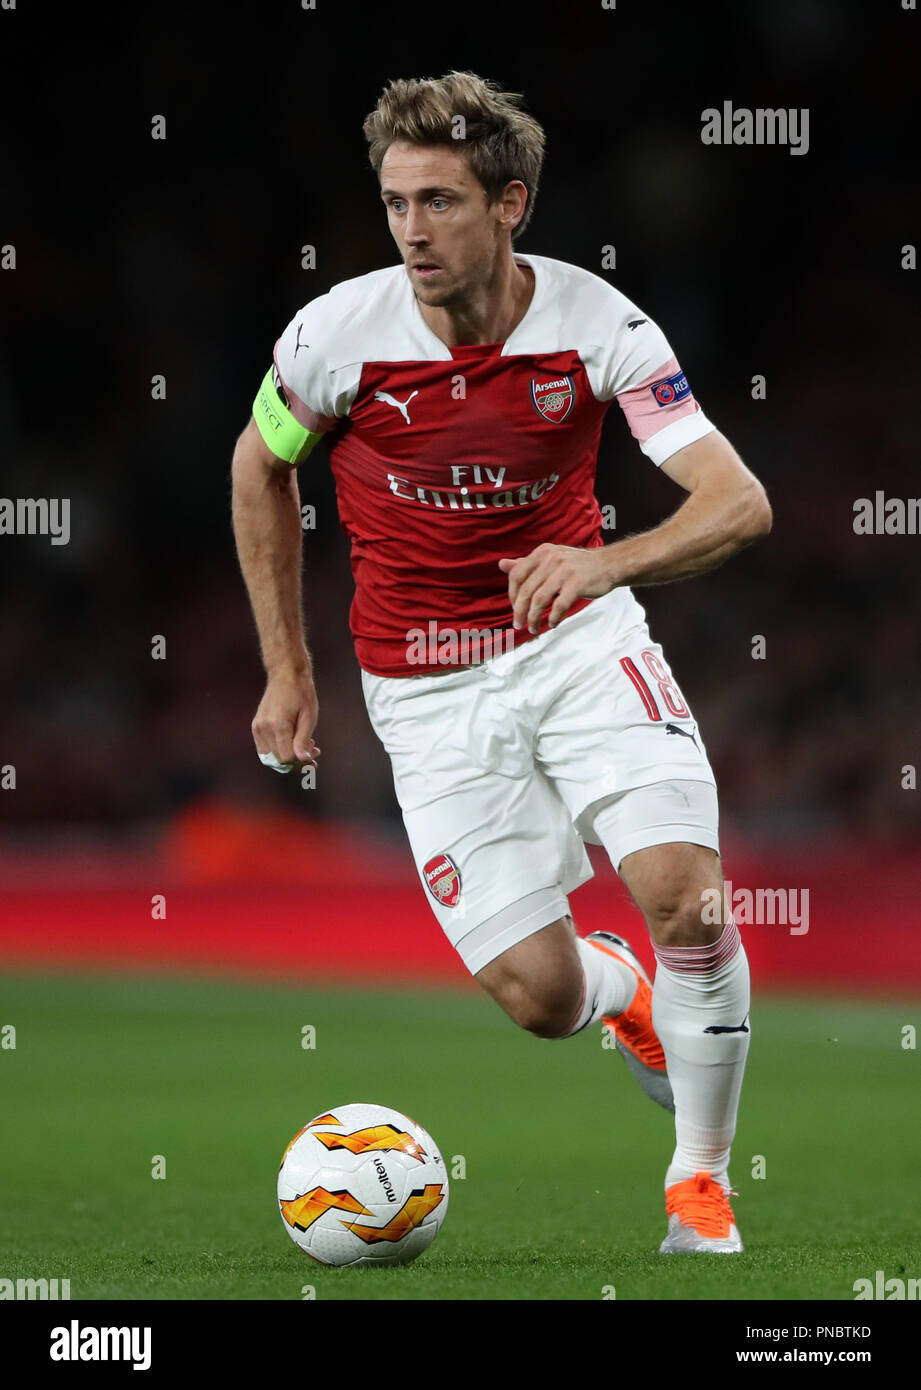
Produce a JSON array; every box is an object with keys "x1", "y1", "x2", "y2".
[
  {"x1": 601, "y1": 428, "x2": 772, "y2": 585},
  {"x1": 500, "y1": 430, "x2": 772, "y2": 632}
]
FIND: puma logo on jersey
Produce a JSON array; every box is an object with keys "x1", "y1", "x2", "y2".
[
  {"x1": 665, "y1": 722, "x2": 700, "y2": 752},
  {"x1": 374, "y1": 389, "x2": 419, "y2": 424},
  {"x1": 628, "y1": 318, "x2": 648, "y2": 330}
]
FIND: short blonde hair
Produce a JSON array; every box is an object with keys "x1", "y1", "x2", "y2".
[{"x1": 363, "y1": 70, "x2": 546, "y2": 239}]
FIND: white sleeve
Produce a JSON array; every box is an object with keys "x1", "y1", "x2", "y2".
[
  {"x1": 273, "y1": 292, "x2": 359, "y2": 432},
  {"x1": 585, "y1": 287, "x2": 717, "y2": 466}
]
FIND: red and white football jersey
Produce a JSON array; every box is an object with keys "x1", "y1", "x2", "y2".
[{"x1": 272, "y1": 253, "x2": 715, "y2": 676}]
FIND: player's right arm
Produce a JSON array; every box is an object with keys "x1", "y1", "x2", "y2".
[
  {"x1": 231, "y1": 412, "x2": 320, "y2": 771},
  {"x1": 234, "y1": 292, "x2": 353, "y2": 768}
]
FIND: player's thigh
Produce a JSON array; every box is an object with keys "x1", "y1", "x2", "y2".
[
  {"x1": 535, "y1": 612, "x2": 718, "y2": 836},
  {"x1": 585, "y1": 778, "x2": 725, "y2": 946},
  {"x1": 617, "y1": 839, "x2": 725, "y2": 946},
  {"x1": 397, "y1": 771, "x2": 592, "y2": 976},
  {"x1": 361, "y1": 666, "x2": 593, "y2": 977},
  {"x1": 475, "y1": 914, "x2": 581, "y2": 1015}
]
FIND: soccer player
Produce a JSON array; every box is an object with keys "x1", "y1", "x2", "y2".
[{"x1": 231, "y1": 72, "x2": 772, "y2": 1253}]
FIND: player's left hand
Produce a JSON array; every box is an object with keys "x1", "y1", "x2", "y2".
[{"x1": 498, "y1": 544, "x2": 615, "y2": 632}]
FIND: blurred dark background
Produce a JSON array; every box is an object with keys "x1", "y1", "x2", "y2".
[{"x1": 1, "y1": 0, "x2": 918, "y2": 858}]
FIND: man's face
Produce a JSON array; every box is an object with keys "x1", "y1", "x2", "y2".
[{"x1": 380, "y1": 141, "x2": 517, "y2": 307}]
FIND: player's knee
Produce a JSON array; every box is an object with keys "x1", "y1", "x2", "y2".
[
  {"x1": 515, "y1": 993, "x2": 582, "y2": 1038},
  {"x1": 647, "y1": 888, "x2": 720, "y2": 947},
  {"x1": 475, "y1": 915, "x2": 583, "y2": 1036},
  {"x1": 496, "y1": 974, "x2": 583, "y2": 1037}
]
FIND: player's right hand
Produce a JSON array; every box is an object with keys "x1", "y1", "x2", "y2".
[{"x1": 251, "y1": 668, "x2": 320, "y2": 773}]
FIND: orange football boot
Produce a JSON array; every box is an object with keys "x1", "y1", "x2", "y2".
[
  {"x1": 586, "y1": 931, "x2": 674, "y2": 1113},
  {"x1": 660, "y1": 1169, "x2": 743, "y2": 1252}
]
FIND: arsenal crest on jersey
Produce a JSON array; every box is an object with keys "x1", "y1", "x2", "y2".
[
  {"x1": 423, "y1": 853, "x2": 461, "y2": 908},
  {"x1": 530, "y1": 374, "x2": 575, "y2": 423}
]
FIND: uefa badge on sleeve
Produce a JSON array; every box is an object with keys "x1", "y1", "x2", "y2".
[
  {"x1": 650, "y1": 369, "x2": 691, "y2": 407},
  {"x1": 423, "y1": 854, "x2": 462, "y2": 908}
]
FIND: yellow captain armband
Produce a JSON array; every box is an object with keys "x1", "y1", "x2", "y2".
[{"x1": 252, "y1": 366, "x2": 324, "y2": 464}]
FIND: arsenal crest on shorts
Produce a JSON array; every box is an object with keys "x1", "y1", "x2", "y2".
[
  {"x1": 530, "y1": 373, "x2": 575, "y2": 423},
  {"x1": 423, "y1": 853, "x2": 461, "y2": 908}
]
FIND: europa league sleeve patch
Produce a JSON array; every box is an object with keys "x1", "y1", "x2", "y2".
[
  {"x1": 650, "y1": 368, "x2": 691, "y2": 406},
  {"x1": 423, "y1": 853, "x2": 462, "y2": 908}
]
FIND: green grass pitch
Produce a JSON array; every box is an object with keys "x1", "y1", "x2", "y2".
[{"x1": 0, "y1": 972, "x2": 918, "y2": 1300}]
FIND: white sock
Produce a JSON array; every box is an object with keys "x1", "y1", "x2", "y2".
[
  {"x1": 552, "y1": 936, "x2": 638, "y2": 1037},
  {"x1": 651, "y1": 915, "x2": 750, "y2": 1191}
]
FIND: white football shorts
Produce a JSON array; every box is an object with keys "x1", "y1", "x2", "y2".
[{"x1": 361, "y1": 587, "x2": 720, "y2": 975}]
